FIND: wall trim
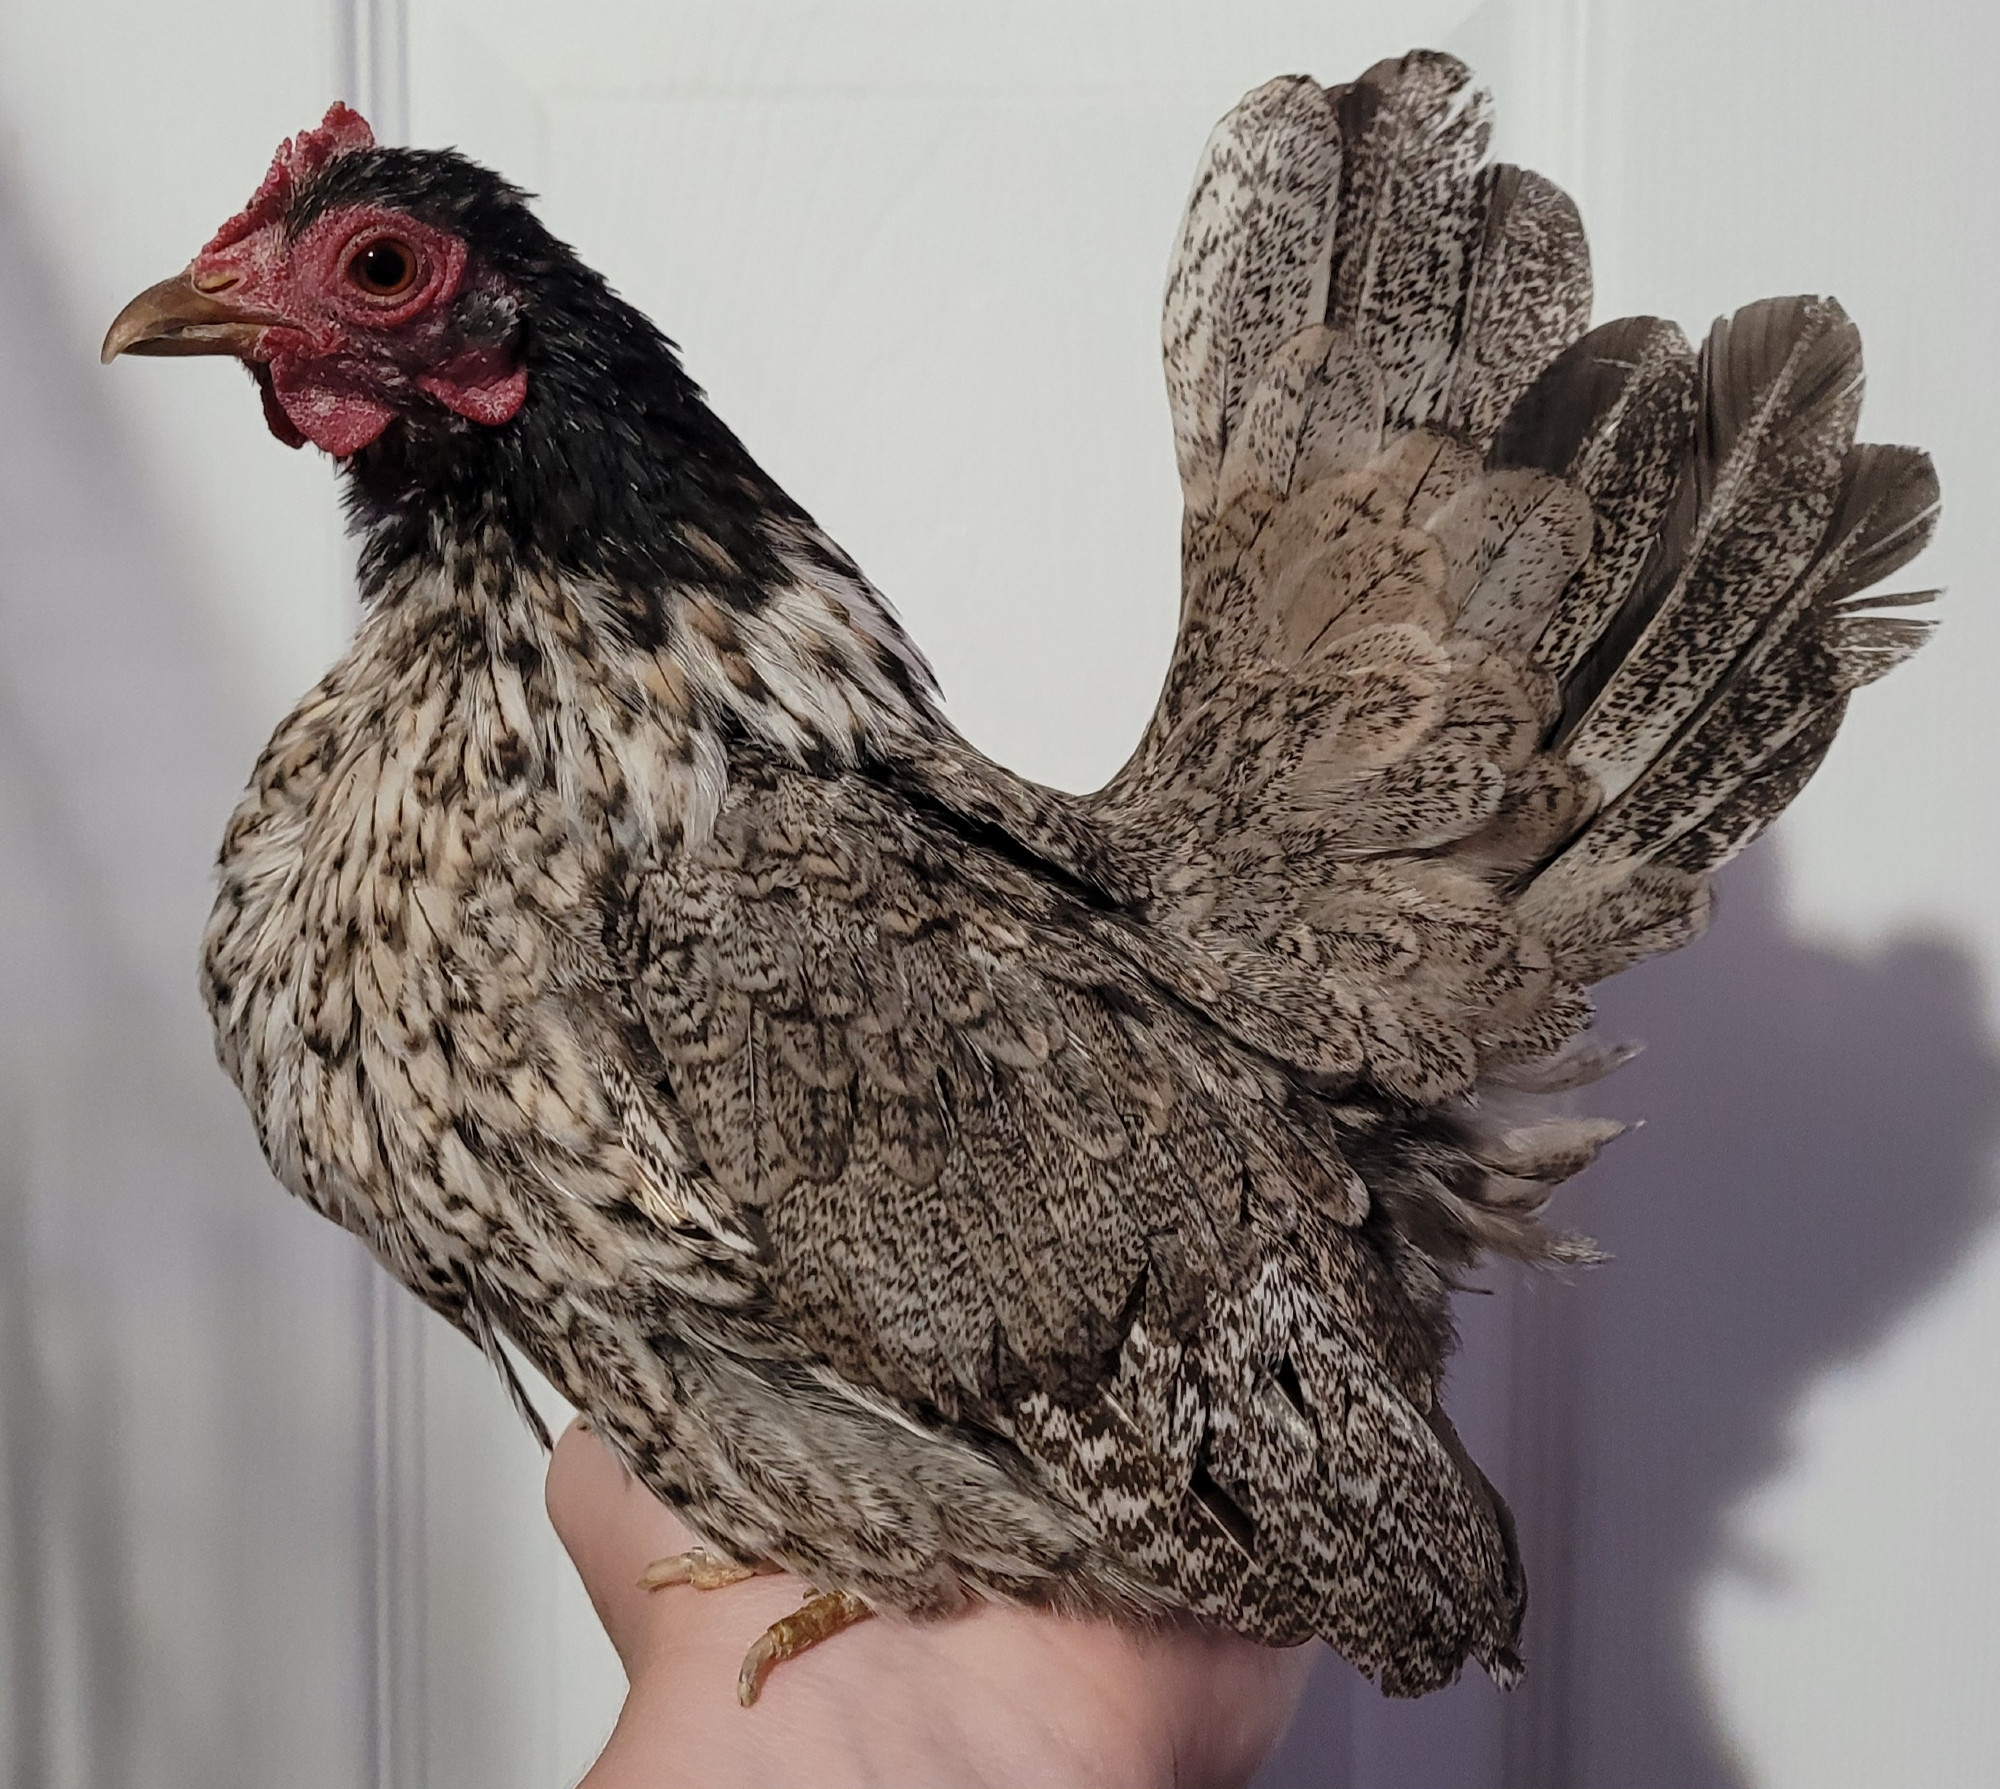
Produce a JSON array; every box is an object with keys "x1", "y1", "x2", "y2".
[{"x1": 333, "y1": 16, "x2": 423, "y2": 1787}]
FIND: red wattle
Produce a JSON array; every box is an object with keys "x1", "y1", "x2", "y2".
[
  {"x1": 269, "y1": 360, "x2": 397, "y2": 457},
  {"x1": 251, "y1": 363, "x2": 307, "y2": 449},
  {"x1": 417, "y1": 356, "x2": 528, "y2": 427}
]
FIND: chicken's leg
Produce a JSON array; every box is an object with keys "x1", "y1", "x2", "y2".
[{"x1": 737, "y1": 1590, "x2": 874, "y2": 1706}]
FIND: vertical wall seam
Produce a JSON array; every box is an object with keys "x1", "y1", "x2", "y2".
[{"x1": 333, "y1": 16, "x2": 423, "y2": 1789}]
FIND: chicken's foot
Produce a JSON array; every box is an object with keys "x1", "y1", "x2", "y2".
[
  {"x1": 637, "y1": 1547, "x2": 773, "y2": 1592},
  {"x1": 737, "y1": 1589, "x2": 874, "y2": 1706}
]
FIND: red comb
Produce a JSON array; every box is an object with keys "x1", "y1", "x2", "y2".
[{"x1": 204, "y1": 103, "x2": 377, "y2": 253}]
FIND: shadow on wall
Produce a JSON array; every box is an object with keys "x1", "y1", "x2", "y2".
[{"x1": 1256, "y1": 841, "x2": 2000, "y2": 1788}]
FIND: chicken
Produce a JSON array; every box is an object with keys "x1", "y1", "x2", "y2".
[{"x1": 104, "y1": 50, "x2": 1938, "y2": 1703}]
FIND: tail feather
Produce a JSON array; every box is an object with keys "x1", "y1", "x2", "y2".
[
  {"x1": 1491, "y1": 317, "x2": 1700, "y2": 684},
  {"x1": 1828, "y1": 592, "x2": 1938, "y2": 691},
  {"x1": 1165, "y1": 75, "x2": 1343, "y2": 516},
  {"x1": 1324, "y1": 66, "x2": 1588, "y2": 439},
  {"x1": 1513, "y1": 319, "x2": 1939, "y2": 981},
  {"x1": 1442, "y1": 468, "x2": 1594, "y2": 649},
  {"x1": 1138, "y1": 55, "x2": 1937, "y2": 1058},
  {"x1": 1557, "y1": 297, "x2": 1865, "y2": 798},
  {"x1": 1436, "y1": 164, "x2": 1593, "y2": 442},
  {"x1": 1819, "y1": 441, "x2": 1943, "y2": 603},
  {"x1": 1478, "y1": 1034, "x2": 1641, "y2": 1095},
  {"x1": 1322, "y1": 61, "x2": 1495, "y2": 426},
  {"x1": 1165, "y1": 52, "x2": 1589, "y2": 523},
  {"x1": 1217, "y1": 325, "x2": 1384, "y2": 513}
]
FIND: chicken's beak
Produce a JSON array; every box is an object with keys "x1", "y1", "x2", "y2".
[{"x1": 101, "y1": 272, "x2": 288, "y2": 364}]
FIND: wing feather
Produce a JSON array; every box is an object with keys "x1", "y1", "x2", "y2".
[{"x1": 627, "y1": 763, "x2": 1523, "y2": 1689}]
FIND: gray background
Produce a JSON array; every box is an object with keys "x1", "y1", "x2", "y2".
[{"x1": 2, "y1": 2, "x2": 1993, "y2": 1784}]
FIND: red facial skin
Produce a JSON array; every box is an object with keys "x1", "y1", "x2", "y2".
[
  {"x1": 190, "y1": 204, "x2": 526, "y2": 456},
  {"x1": 190, "y1": 130, "x2": 526, "y2": 456}
]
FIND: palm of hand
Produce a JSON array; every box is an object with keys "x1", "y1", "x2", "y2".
[{"x1": 546, "y1": 1423, "x2": 1314, "y2": 1789}]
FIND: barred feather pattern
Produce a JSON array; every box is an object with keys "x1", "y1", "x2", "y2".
[
  {"x1": 200, "y1": 46, "x2": 1937, "y2": 1708},
  {"x1": 1111, "y1": 44, "x2": 1935, "y2": 1210}
]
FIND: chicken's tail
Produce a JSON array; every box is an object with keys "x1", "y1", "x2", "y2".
[
  {"x1": 1114, "y1": 51, "x2": 1937, "y2": 1121},
  {"x1": 1501, "y1": 302, "x2": 1939, "y2": 981}
]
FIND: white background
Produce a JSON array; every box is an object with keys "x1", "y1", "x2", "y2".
[{"x1": 0, "y1": 3, "x2": 1993, "y2": 1785}]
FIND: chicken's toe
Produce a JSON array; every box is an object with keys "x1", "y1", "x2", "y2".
[
  {"x1": 736, "y1": 1589, "x2": 874, "y2": 1706},
  {"x1": 637, "y1": 1548, "x2": 769, "y2": 1593}
]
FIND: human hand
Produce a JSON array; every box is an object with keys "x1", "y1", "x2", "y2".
[{"x1": 545, "y1": 1420, "x2": 1314, "y2": 1789}]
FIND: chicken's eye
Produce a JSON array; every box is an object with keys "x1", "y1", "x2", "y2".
[{"x1": 349, "y1": 238, "x2": 418, "y2": 298}]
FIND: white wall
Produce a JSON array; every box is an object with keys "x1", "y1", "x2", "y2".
[
  {"x1": 1574, "y1": 6, "x2": 2000, "y2": 1783},
  {"x1": 3, "y1": 4, "x2": 1990, "y2": 1787},
  {"x1": 0, "y1": 7, "x2": 375, "y2": 1786}
]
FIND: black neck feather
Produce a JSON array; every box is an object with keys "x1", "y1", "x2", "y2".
[{"x1": 307, "y1": 147, "x2": 797, "y2": 628}]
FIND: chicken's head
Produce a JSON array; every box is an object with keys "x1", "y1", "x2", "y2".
[{"x1": 103, "y1": 105, "x2": 528, "y2": 456}]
